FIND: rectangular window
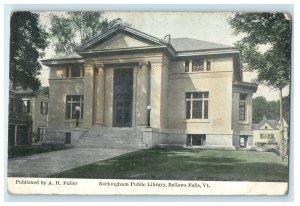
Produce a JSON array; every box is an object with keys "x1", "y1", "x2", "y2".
[
  {"x1": 186, "y1": 134, "x2": 206, "y2": 146},
  {"x1": 65, "y1": 95, "x2": 84, "y2": 119},
  {"x1": 186, "y1": 92, "x2": 209, "y2": 119},
  {"x1": 260, "y1": 134, "x2": 267, "y2": 139},
  {"x1": 22, "y1": 100, "x2": 30, "y2": 113},
  {"x1": 267, "y1": 134, "x2": 275, "y2": 139},
  {"x1": 192, "y1": 59, "x2": 204, "y2": 71},
  {"x1": 239, "y1": 136, "x2": 248, "y2": 148},
  {"x1": 186, "y1": 59, "x2": 212, "y2": 72},
  {"x1": 66, "y1": 64, "x2": 84, "y2": 78},
  {"x1": 37, "y1": 127, "x2": 46, "y2": 141},
  {"x1": 239, "y1": 94, "x2": 247, "y2": 121},
  {"x1": 40, "y1": 101, "x2": 48, "y2": 115},
  {"x1": 206, "y1": 60, "x2": 211, "y2": 71},
  {"x1": 185, "y1": 60, "x2": 189, "y2": 72}
]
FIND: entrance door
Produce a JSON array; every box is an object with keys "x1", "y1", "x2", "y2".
[{"x1": 113, "y1": 68, "x2": 133, "y2": 127}]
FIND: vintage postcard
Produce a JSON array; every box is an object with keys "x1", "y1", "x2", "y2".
[{"x1": 7, "y1": 11, "x2": 291, "y2": 195}]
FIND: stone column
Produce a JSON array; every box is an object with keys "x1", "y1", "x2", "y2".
[
  {"x1": 132, "y1": 66, "x2": 138, "y2": 127},
  {"x1": 83, "y1": 64, "x2": 94, "y2": 128},
  {"x1": 149, "y1": 59, "x2": 168, "y2": 130},
  {"x1": 135, "y1": 63, "x2": 148, "y2": 127},
  {"x1": 150, "y1": 62, "x2": 162, "y2": 129},
  {"x1": 95, "y1": 65, "x2": 105, "y2": 126}
]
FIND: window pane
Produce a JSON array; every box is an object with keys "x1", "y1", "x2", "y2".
[
  {"x1": 186, "y1": 92, "x2": 191, "y2": 99},
  {"x1": 186, "y1": 101, "x2": 191, "y2": 119},
  {"x1": 125, "y1": 100, "x2": 131, "y2": 108},
  {"x1": 193, "y1": 92, "x2": 201, "y2": 98},
  {"x1": 206, "y1": 60, "x2": 211, "y2": 71},
  {"x1": 80, "y1": 102, "x2": 84, "y2": 119},
  {"x1": 116, "y1": 109, "x2": 122, "y2": 123},
  {"x1": 66, "y1": 103, "x2": 71, "y2": 119},
  {"x1": 192, "y1": 59, "x2": 204, "y2": 71},
  {"x1": 22, "y1": 100, "x2": 30, "y2": 113},
  {"x1": 186, "y1": 135, "x2": 192, "y2": 146},
  {"x1": 71, "y1": 65, "x2": 81, "y2": 77},
  {"x1": 116, "y1": 101, "x2": 123, "y2": 107},
  {"x1": 185, "y1": 60, "x2": 189, "y2": 72},
  {"x1": 204, "y1": 100, "x2": 208, "y2": 119},
  {"x1": 124, "y1": 109, "x2": 131, "y2": 123},
  {"x1": 72, "y1": 103, "x2": 80, "y2": 119},
  {"x1": 204, "y1": 92, "x2": 209, "y2": 98},
  {"x1": 239, "y1": 102, "x2": 246, "y2": 120},
  {"x1": 190, "y1": 134, "x2": 206, "y2": 146},
  {"x1": 72, "y1": 95, "x2": 80, "y2": 101},
  {"x1": 192, "y1": 100, "x2": 202, "y2": 119}
]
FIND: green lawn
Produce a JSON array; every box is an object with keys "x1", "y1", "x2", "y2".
[
  {"x1": 51, "y1": 147, "x2": 288, "y2": 182},
  {"x1": 8, "y1": 145, "x2": 69, "y2": 158}
]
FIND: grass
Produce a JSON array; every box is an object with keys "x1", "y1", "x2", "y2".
[
  {"x1": 51, "y1": 147, "x2": 288, "y2": 182},
  {"x1": 8, "y1": 145, "x2": 69, "y2": 158}
]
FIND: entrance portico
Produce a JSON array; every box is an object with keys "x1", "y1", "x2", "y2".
[{"x1": 83, "y1": 61, "x2": 155, "y2": 129}]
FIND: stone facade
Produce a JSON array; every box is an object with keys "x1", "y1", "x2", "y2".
[{"x1": 42, "y1": 24, "x2": 257, "y2": 149}]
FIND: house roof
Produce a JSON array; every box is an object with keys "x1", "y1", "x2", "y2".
[
  {"x1": 14, "y1": 86, "x2": 49, "y2": 96},
  {"x1": 46, "y1": 53, "x2": 83, "y2": 60},
  {"x1": 252, "y1": 116, "x2": 278, "y2": 130},
  {"x1": 170, "y1": 38, "x2": 233, "y2": 52},
  {"x1": 42, "y1": 24, "x2": 238, "y2": 63},
  {"x1": 233, "y1": 82, "x2": 258, "y2": 93}
]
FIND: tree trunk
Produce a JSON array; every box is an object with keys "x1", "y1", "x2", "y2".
[{"x1": 279, "y1": 88, "x2": 285, "y2": 161}]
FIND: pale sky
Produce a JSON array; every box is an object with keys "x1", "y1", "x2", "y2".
[{"x1": 38, "y1": 11, "x2": 289, "y2": 101}]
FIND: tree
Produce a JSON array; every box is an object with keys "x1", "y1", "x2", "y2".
[
  {"x1": 50, "y1": 12, "x2": 121, "y2": 55},
  {"x1": 252, "y1": 96, "x2": 289, "y2": 124},
  {"x1": 10, "y1": 12, "x2": 48, "y2": 90},
  {"x1": 229, "y1": 13, "x2": 292, "y2": 160}
]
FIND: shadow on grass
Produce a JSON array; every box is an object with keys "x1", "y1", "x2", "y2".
[
  {"x1": 50, "y1": 147, "x2": 288, "y2": 182},
  {"x1": 8, "y1": 145, "x2": 69, "y2": 159}
]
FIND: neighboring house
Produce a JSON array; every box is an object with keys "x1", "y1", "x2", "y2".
[
  {"x1": 41, "y1": 23, "x2": 257, "y2": 149},
  {"x1": 10, "y1": 86, "x2": 49, "y2": 144},
  {"x1": 253, "y1": 116, "x2": 288, "y2": 146},
  {"x1": 8, "y1": 81, "x2": 32, "y2": 146}
]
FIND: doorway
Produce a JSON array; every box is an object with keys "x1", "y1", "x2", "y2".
[{"x1": 113, "y1": 68, "x2": 133, "y2": 127}]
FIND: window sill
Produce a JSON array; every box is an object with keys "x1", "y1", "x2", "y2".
[
  {"x1": 65, "y1": 119, "x2": 84, "y2": 123},
  {"x1": 184, "y1": 119, "x2": 210, "y2": 123},
  {"x1": 65, "y1": 77, "x2": 84, "y2": 79},
  {"x1": 238, "y1": 121, "x2": 249, "y2": 125},
  {"x1": 185, "y1": 71, "x2": 212, "y2": 73}
]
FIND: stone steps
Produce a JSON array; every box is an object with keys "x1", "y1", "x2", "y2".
[{"x1": 73, "y1": 127, "x2": 145, "y2": 149}]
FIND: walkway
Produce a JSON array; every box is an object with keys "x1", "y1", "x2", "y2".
[{"x1": 7, "y1": 148, "x2": 137, "y2": 177}]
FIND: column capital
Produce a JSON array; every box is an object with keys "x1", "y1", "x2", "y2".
[
  {"x1": 94, "y1": 64, "x2": 104, "y2": 69},
  {"x1": 83, "y1": 63, "x2": 94, "y2": 69},
  {"x1": 138, "y1": 62, "x2": 148, "y2": 67}
]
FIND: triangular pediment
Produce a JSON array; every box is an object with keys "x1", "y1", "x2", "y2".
[
  {"x1": 78, "y1": 25, "x2": 166, "y2": 52},
  {"x1": 260, "y1": 123, "x2": 272, "y2": 130},
  {"x1": 92, "y1": 33, "x2": 154, "y2": 50}
]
